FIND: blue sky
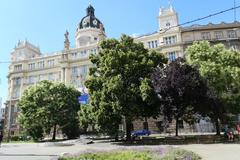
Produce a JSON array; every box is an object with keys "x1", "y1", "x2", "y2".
[{"x1": 0, "y1": 0, "x2": 239, "y2": 108}]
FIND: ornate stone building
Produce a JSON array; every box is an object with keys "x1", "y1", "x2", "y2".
[
  {"x1": 135, "y1": 6, "x2": 183, "y2": 61},
  {"x1": 5, "y1": 5, "x2": 106, "y2": 135},
  {"x1": 4, "y1": 5, "x2": 240, "y2": 135}
]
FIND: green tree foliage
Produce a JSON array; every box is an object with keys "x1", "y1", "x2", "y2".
[
  {"x1": 78, "y1": 104, "x2": 96, "y2": 133},
  {"x1": 18, "y1": 80, "x2": 81, "y2": 141},
  {"x1": 151, "y1": 58, "x2": 208, "y2": 136},
  {"x1": 186, "y1": 41, "x2": 240, "y2": 134},
  {"x1": 187, "y1": 41, "x2": 240, "y2": 111},
  {"x1": 85, "y1": 35, "x2": 167, "y2": 141}
]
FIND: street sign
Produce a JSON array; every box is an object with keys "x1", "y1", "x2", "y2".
[{"x1": 78, "y1": 94, "x2": 89, "y2": 105}]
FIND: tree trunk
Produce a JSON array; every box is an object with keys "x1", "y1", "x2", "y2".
[
  {"x1": 52, "y1": 124, "x2": 57, "y2": 141},
  {"x1": 215, "y1": 117, "x2": 220, "y2": 135},
  {"x1": 115, "y1": 132, "x2": 119, "y2": 142},
  {"x1": 125, "y1": 118, "x2": 132, "y2": 141},
  {"x1": 144, "y1": 117, "x2": 149, "y2": 130},
  {"x1": 175, "y1": 117, "x2": 179, "y2": 137}
]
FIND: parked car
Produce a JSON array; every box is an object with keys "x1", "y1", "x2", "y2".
[{"x1": 131, "y1": 129, "x2": 151, "y2": 138}]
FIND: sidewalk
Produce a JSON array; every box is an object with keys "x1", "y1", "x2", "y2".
[{"x1": 179, "y1": 143, "x2": 240, "y2": 160}]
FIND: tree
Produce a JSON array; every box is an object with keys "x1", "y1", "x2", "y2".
[
  {"x1": 78, "y1": 104, "x2": 96, "y2": 133},
  {"x1": 85, "y1": 35, "x2": 167, "y2": 141},
  {"x1": 18, "y1": 80, "x2": 81, "y2": 141},
  {"x1": 151, "y1": 58, "x2": 208, "y2": 136},
  {"x1": 186, "y1": 41, "x2": 240, "y2": 134}
]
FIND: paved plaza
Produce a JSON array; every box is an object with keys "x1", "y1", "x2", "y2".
[{"x1": 0, "y1": 140, "x2": 240, "y2": 160}]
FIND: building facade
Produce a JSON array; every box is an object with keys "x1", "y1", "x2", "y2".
[
  {"x1": 4, "y1": 5, "x2": 105, "y2": 135},
  {"x1": 5, "y1": 5, "x2": 240, "y2": 135}
]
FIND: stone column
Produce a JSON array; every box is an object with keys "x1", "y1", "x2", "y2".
[{"x1": 61, "y1": 68, "x2": 66, "y2": 83}]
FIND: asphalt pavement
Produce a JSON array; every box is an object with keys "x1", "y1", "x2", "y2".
[{"x1": 0, "y1": 140, "x2": 240, "y2": 160}]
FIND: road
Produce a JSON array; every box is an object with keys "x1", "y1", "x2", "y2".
[{"x1": 0, "y1": 140, "x2": 240, "y2": 160}]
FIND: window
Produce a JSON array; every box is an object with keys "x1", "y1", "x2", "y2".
[
  {"x1": 38, "y1": 61, "x2": 45, "y2": 69},
  {"x1": 12, "y1": 87, "x2": 20, "y2": 98},
  {"x1": 71, "y1": 52, "x2": 78, "y2": 58},
  {"x1": 72, "y1": 66, "x2": 78, "y2": 76},
  {"x1": 168, "y1": 52, "x2": 177, "y2": 61},
  {"x1": 163, "y1": 36, "x2": 177, "y2": 45},
  {"x1": 14, "y1": 77, "x2": 21, "y2": 86},
  {"x1": 151, "y1": 41, "x2": 154, "y2": 48},
  {"x1": 178, "y1": 120, "x2": 184, "y2": 129},
  {"x1": 80, "y1": 50, "x2": 87, "y2": 57},
  {"x1": 38, "y1": 74, "x2": 45, "y2": 81},
  {"x1": 93, "y1": 48, "x2": 97, "y2": 54},
  {"x1": 47, "y1": 59, "x2": 55, "y2": 67},
  {"x1": 28, "y1": 63, "x2": 35, "y2": 70},
  {"x1": 156, "y1": 121, "x2": 164, "y2": 132},
  {"x1": 147, "y1": 40, "x2": 159, "y2": 48},
  {"x1": 215, "y1": 31, "x2": 223, "y2": 39},
  {"x1": 48, "y1": 73, "x2": 54, "y2": 81},
  {"x1": 28, "y1": 76, "x2": 35, "y2": 84},
  {"x1": 231, "y1": 44, "x2": 239, "y2": 51},
  {"x1": 14, "y1": 64, "x2": 22, "y2": 71},
  {"x1": 79, "y1": 65, "x2": 88, "y2": 74},
  {"x1": 227, "y1": 30, "x2": 237, "y2": 38},
  {"x1": 14, "y1": 106, "x2": 18, "y2": 113},
  {"x1": 201, "y1": 32, "x2": 211, "y2": 40},
  {"x1": 148, "y1": 42, "x2": 151, "y2": 48},
  {"x1": 143, "y1": 121, "x2": 149, "y2": 130},
  {"x1": 155, "y1": 40, "x2": 158, "y2": 48},
  {"x1": 166, "y1": 22, "x2": 171, "y2": 28},
  {"x1": 11, "y1": 117, "x2": 16, "y2": 125}
]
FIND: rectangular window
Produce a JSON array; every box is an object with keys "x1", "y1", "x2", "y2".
[
  {"x1": 227, "y1": 30, "x2": 237, "y2": 38},
  {"x1": 48, "y1": 73, "x2": 54, "y2": 81},
  {"x1": 47, "y1": 59, "x2": 55, "y2": 67},
  {"x1": 147, "y1": 40, "x2": 159, "y2": 48},
  {"x1": 80, "y1": 50, "x2": 87, "y2": 57},
  {"x1": 148, "y1": 42, "x2": 151, "y2": 48},
  {"x1": 79, "y1": 65, "x2": 88, "y2": 74},
  {"x1": 28, "y1": 76, "x2": 35, "y2": 84},
  {"x1": 178, "y1": 120, "x2": 184, "y2": 129},
  {"x1": 168, "y1": 52, "x2": 177, "y2": 61},
  {"x1": 71, "y1": 52, "x2": 78, "y2": 58},
  {"x1": 14, "y1": 77, "x2": 21, "y2": 86},
  {"x1": 38, "y1": 74, "x2": 44, "y2": 81},
  {"x1": 201, "y1": 32, "x2": 211, "y2": 40},
  {"x1": 14, "y1": 106, "x2": 18, "y2": 113},
  {"x1": 155, "y1": 40, "x2": 158, "y2": 48},
  {"x1": 151, "y1": 41, "x2": 154, "y2": 48},
  {"x1": 72, "y1": 66, "x2": 78, "y2": 76},
  {"x1": 28, "y1": 63, "x2": 35, "y2": 70},
  {"x1": 214, "y1": 31, "x2": 223, "y2": 39},
  {"x1": 231, "y1": 44, "x2": 239, "y2": 51},
  {"x1": 12, "y1": 87, "x2": 20, "y2": 98},
  {"x1": 38, "y1": 61, "x2": 45, "y2": 69},
  {"x1": 14, "y1": 64, "x2": 22, "y2": 71},
  {"x1": 93, "y1": 48, "x2": 97, "y2": 54},
  {"x1": 163, "y1": 36, "x2": 177, "y2": 45},
  {"x1": 11, "y1": 117, "x2": 16, "y2": 125},
  {"x1": 156, "y1": 121, "x2": 164, "y2": 132}
]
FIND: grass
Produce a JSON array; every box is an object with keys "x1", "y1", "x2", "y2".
[
  {"x1": 59, "y1": 151, "x2": 154, "y2": 160},
  {"x1": 160, "y1": 149, "x2": 202, "y2": 160},
  {"x1": 3, "y1": 140, "x2": 34, "y2": 143},
  {"x1": 59, "y1": 149, "x2": 201, "y2": 160}
]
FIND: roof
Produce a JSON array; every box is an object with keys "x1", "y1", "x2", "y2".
[{"x1": 181, "y1": 21, "x2": 240, "y2": 32}]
